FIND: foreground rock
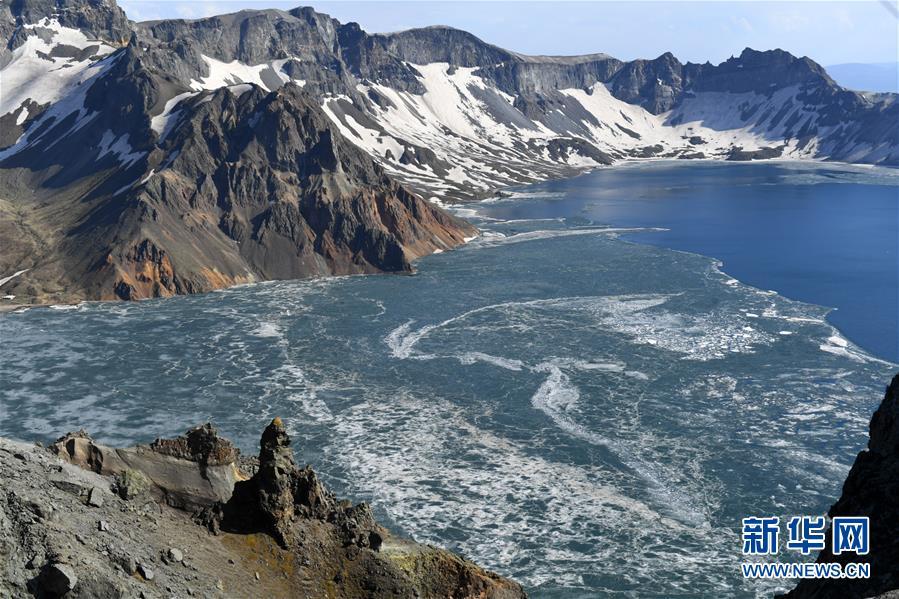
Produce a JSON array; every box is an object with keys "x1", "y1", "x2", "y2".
[
  {"x1": 51, "y1": 424, "x2": 243, "y2": 511},
  {"x1": 784, "y1": 374, "x2": 899, "y2": 599},
  {"x1": 0, "y1": 420, "x2": 525, "y2": 598}
]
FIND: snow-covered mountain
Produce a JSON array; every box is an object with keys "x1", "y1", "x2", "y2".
[
  {"x1": 322, "y1": 42, "x2": 899, "y2": 199},
  {"x1": 1, "y1": 1, "x2": 896, "y2": 302}
]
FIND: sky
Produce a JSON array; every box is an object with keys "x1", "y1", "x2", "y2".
[{"x1": 118, "y1": 1, "x2": 899, "y2": 66}]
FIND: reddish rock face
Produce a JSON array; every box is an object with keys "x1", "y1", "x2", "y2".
[
  {"x1": 0, "y1": 46, "x2": 475, "y2": 304},
  {"x1": 84, "y1": 84, "x2": 476, "y2": 302}
]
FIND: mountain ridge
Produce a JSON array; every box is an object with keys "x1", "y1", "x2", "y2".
[
  {"x1": 0, "y1": 1, "x2": 477, "y2": 304},
  {"x1": 1, "y1": 0, "x2": 897, "y2": 304}
]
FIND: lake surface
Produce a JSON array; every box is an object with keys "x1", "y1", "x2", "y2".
[
  {"x1": 482, "y1": 161, "x2": 899, "y2": 362},
  {"x1": 1, "y1": 161, "x2": 896, "y2": 598}
]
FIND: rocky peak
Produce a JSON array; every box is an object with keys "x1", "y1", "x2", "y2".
[
  {"x1": 83, "y1": 38, "x2": 168, "y2": 144},
  {"x1": 260, "y1": 416, "x2": 290, "y2": 454},
  {"x1": 377, "y1": 25, "x2": 513, "y2": 68},
  {"x1": 7, "y1": 0, "x2": 131, "y2": 45},
  {"x1": 287, "y1": 5, "x2": 340, "y2": 48},
  {"x1": 156, "y1": 81, "x2": 385, "y2": 200},
  {"x1": 254, "y1": 417, "x2": 301, "y2": 543},
  {"x1": 606, "y1": 51, "x2": 685, "y2": 113},
  {"x1": 134, "y1": 7, "x2": 342, "y2": 75},
  {"x1": 736, "y1": 47, "x2": 831, "y2": 79},
  {"x1": 689, "y1": 47, "x2": 835, "y2": 95}
]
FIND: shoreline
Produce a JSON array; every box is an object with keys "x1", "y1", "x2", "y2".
[
  {"x1": 3, "y1": 159, "x2": 896, "y2": 364},
  {"x1": 2, "y1": 157, "x2": 896, "y2": 309}
]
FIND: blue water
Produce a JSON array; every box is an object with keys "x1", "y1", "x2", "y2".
[
  {"x1": 0, "y1": 161, "x2": 896, "y2": 597},
  {"x1": 481, "y1": 161, "x2": 899, "y2": 362}
]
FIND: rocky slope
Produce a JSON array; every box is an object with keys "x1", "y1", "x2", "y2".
[
  {"x1": 784, "y1": 374, "x2": 899, "y2": 599},
  {"x1": 0, "y1": 418, "x2": 526, "y2": 598},
  {"x1": 1, "y1": 1, "x2": 896, "y2": 304},
  {"x1": 0, "y1": 1, "x2": 475, "y2": 305}
]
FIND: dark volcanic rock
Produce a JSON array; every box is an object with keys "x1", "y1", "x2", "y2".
[
  {"x1": 690, "y1": 48, "x2": 836, "y2": 95},
  {"x1": 726, "y1": 145, "x2": 785, "y2": 161},
  {"x1": 606, "y1": 52, "x2": 684, "y2": 113},
  {"x1": 36, "y1": 562, "x2": 79, "y2": 596},
  {"x1": 222, "y1": 417, "x2": 374, "y2": 549},
  {"x1": 0, "y1": 51, "x2": 474, "y2": 303},
  {"x1": 375, "y1": 25, "x2": 513, "y2": 68},
  {"x1": 544, "y1": 137, "x2": 614, "y2": 165},
  {"x1": 784, "y1": 374, "x2": 899, "y2": 598},
  {"x1": 149, "y1": 423, "x2": 240, "y2": 469}
]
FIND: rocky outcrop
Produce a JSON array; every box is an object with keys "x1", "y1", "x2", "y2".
[
  {"x1": 51, "y1": 424, "x2": 245, "y2": 510},
  {"x1": 1, "y1": 419, "x2": 526, "y2": 598},
  {"x1": 3, "y1": 0, "x2": 131, "y2": 52},
  {"x1": 217, "y1": 417, "x2": 347, "y2": 546},
  {"x1": 784, "y1": 374, "x2": 899, "y2": 599}
]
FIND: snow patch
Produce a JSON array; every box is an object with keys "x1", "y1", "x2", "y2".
[
  {"x1": 0, "y1": 269, "x2": 29, "y2": 288},
  {"x1": 149, "y1": 91, "x2": 198, "y2": 138},
  {"x1": 189, "y1": 56, "x2": 304, "y2": 92},
  {"x1": 0, "y1": 19, "x2": 115, "y2": 117}
]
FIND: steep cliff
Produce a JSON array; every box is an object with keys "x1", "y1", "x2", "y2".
[
  {"x1": 784, "y1": 374, "x2": 899, "y2": 598},
  {"x1": 0, "y1": 1, "x2": 474, "y2": 304}
]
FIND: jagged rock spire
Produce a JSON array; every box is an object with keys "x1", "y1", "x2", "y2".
[{"x1": 255, "y1": 417, "x2": 298, "y2": 545}]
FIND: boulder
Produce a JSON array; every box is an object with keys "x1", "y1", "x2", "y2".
[
  {"x1": 138, "y1": 563, "x2": 154, "y2": 581},
  {"x1": 87, "y1": 487, "x2": 106, "y2": 507},
  {"x1": 38, "y1": 563, "x2": 78, "y2": 597},
  {"x1": 113, "y1": 469, "x2": 151, "y2": 501}
]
